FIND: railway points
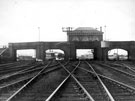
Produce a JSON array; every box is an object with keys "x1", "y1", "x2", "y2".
[{"x1": 0, "y1": 60, "x2": 135, "y2": 101}]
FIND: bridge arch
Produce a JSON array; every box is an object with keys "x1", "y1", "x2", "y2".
[
  {"x1": 107, "y1": 48, "x2": 128, "y2": 60},
  {"x1": 76, "y1": 49, "x2": 94, "y2": 60},
  {"x1": 45, "y1": 49, "x2": 65, "y2": 60},
  {"x1": 17, "y1": 49, "x2": 36, "y2": 61}
]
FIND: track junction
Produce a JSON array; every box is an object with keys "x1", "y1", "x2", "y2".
[{"x1": 0, "y1": 60, "x2": 135, "y2": 101}]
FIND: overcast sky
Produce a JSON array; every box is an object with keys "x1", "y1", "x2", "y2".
[{"x1": 0, "y1": 0, "x2": 135, "y2": 46}]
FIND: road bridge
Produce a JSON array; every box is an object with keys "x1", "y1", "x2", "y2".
[{"x1": 7, "y1": 41, "x2": 135, "y2": 61}]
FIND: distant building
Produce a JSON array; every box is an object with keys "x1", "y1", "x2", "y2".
[
  {"x1": 17, "y1": 56, "x2": 35, "y2": 61},
  {"x1": 67, "y1": 27, "x2": 103, "y2": 42}
]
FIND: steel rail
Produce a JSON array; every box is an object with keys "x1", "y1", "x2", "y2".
[
  {"x1": 0, "y1": 63, "x2": 42, "y2": 80},
  {"x1": 86, "y1": 61, "x2": 115, "y2": 101},
  {"x1": 45, "y1": 61, "x2": 80, "y2": 101},
  {"x1": 45, "y1": 74, "x2": 70, "y2": 101},
  {"x1": 0, "y1": 63, "x2": 40, "y2": 75},
  {"x1": 78, "y1": 66, "x2": 135, "y2": 93},
  {"x1": 97, "y1": 62, "x2": 135, "y2": 79},
  {"x1": 46, "y1": 61, "x2": 95, "y2": 101},
  {"x1": 121, "y1": 63, "x2": 135, "y2": 73},
  {"x1": 0, "y1": 61, "x2": 66, "y2": 90},
  {"x1": 0, "y1": 62, "x2": 59, "y2": 81},
  {"x1": 71, "y1": 73, "x2": 95, "y2": 101},
  {"x1": 0, "y1": 61, "x2": 32, "y2": 68},
  {"x1": 56, "y1": 60, "x2": 70, "y2": 67},
  {"x1": 0, "y1": 61, "x2": 19, "y2": 67},
  {"x1": 0, "y1": 63, "x2": 62, "y2": 90},
  {"x1": 106, "y1": 62, "x2": 135, "y2": 75},
  {"x1": 60, "y1": 61, "x2": 80, "y2": 74},
  {"x1": 63, "y1": 61, "x2": 95, "y2": 101},
  {"x1": 0, "y1": 77, "x2": 31, "y2": 89},
  {"x1": 42, "y1": 60, "x2": 70, "y2": 101},
  {"x1": 6, "y1": 61, "x2": 51, "y2": 101}
]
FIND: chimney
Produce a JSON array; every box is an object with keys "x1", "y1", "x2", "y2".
[{"x1": 100, "y1": 26, "x2": 102, "y2": 32}]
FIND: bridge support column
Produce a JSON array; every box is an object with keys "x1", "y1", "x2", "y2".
[
  {"x1": 36, "y1": 43, "x2": 45, "y2": 61},
  {"x1": 101, "y1": 48, "x2": 108, "y2": 61},
  {"x1": 62, "y1": 47, "x2": 71, "y2": 60},
  {"x1": 64, "y1": 51, "x2": 69, "y2": 60},
  {"x1": 60, "y1": 42, "x2": 76, "y2": 60},
  {"x1": 94, "y1": 48, "x2": 102, "y2": 60},
  {"x1": 70, "y1": 44, "x2": 76, "y2": 60},
  {"x1": 128, "y1": 48, "x2": 135, "y2": 60},
  {"x1": 9, "y1": 43, "x2": 16, "y2": 61}
]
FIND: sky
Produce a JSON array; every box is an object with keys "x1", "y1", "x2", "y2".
[{"x1": 0, "y1": 0, "x2": 135, "y2": 46}]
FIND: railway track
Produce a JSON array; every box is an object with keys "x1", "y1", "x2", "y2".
[
  {"x1": 0, "y1": 60, "x2": 67, "y2": 101},
  {"x1": 0, "y1": 62, "x2": 41, "y2": 77},
  {"x1": 102, "y1": 61, "x2": 135, "y2": 76},
  {"x1": 0, "y1": 61, "x2": 32, "y2": 70},
  {"x1": 78, "y1": 61, "x2": 135, "y2": 101},
  {"x1": 113, "y1": 61, "x2": 135, "y2": 70},
  {"x1": 0, "y1": 61, "x2": 52, "y2": 100},
  {"x1": 0, "y1": 60, "x2": 65, "y2": 89},
  {"x1": 91, "y1": 61, "x2": 135, "y2": 88},
  {"x1": 0, "y1": 61, "x2": 26, "y2": 67},
  {"x1": 45, "y1": 61, "x2": 115, "y2": 101},
  {"x1": 0, "y1": 65, "x2": 44, "y2": 88},
  {"x1": 1, "y1": 60, "x2": 135, "y2": 101},
  {"x1": 86, "y1": 62, "x2": 135, "y2": 100}
]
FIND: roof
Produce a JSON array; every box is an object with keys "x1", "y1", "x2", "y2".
[
  {"x1": 75, "y1": 27, "x2": 96, "y2": 30},
  {"x1": 71, "y1": 27, "x2": 103, "y2": 34}
]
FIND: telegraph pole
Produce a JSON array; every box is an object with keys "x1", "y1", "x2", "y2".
[
  {"x1": 104, "y1": 25, "x2": 106, "y2": 41},
  {"x1": 38, "y1": 27, "x2": 40, "y2": 42},
  {"x1": 62, "y1": 27, "x2": 73, "y2": 60}
]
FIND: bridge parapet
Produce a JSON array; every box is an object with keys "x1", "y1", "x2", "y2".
[{"x1": 7, "y1": 41, "x2": 135, "y2": 61}]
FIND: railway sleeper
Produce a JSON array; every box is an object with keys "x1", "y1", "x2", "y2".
[{"x1": 55, "y1": 97, "x2": 89, "y2": 101}]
